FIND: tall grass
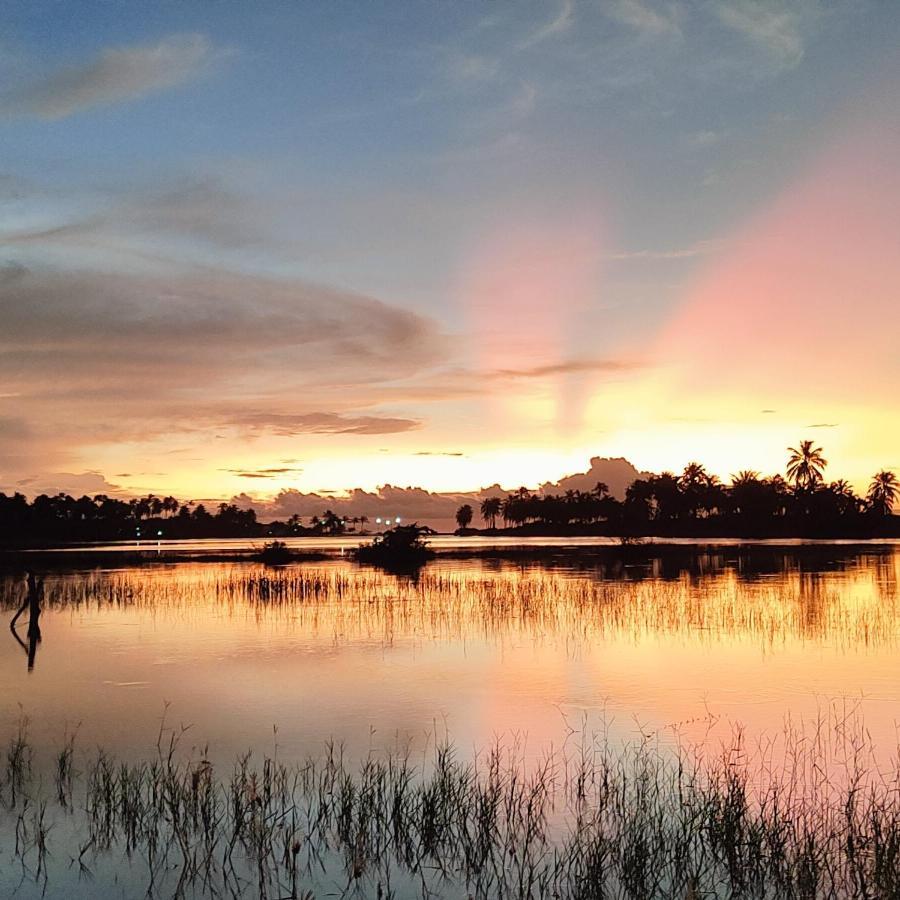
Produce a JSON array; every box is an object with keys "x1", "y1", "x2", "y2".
[
  {"x1": 2, "y1": 558, "x2": 898, "y2": 650},
  {"x1": 2, "y1": 713, "x2": 900, "y2": 898}
]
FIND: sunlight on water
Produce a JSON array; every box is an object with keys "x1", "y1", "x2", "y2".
[
  {"x1": 2, "y1": 548, "x2": 899, "y2": 762},
  {"x1": 2, "y1": 547, "x2": 900, "y2": 898}
]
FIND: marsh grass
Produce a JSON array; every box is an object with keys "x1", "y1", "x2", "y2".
[
  {"x1": 2, "y1": 559, "x2": 898, "y2": 651},
  {"x1": 3, "y1": 712, "x2": 900, "y2": 899}
]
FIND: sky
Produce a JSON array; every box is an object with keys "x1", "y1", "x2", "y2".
[{"x1": 1, "y1": 0, "x2": 899, "y2": 505}]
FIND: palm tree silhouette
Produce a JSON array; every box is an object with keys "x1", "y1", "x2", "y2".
[
  {"x1": 680, "y1": 462, "x2": 708, "y2": 488},
  {"x1": 480, "y1": 497, "x2": 501, "y2": 529},
  {"x1": 786, "y1": 440, "x2": 827, "y2": 489},
  {"x1": 868, "y1": 470, "x2": 898, "y2": 515},
  {"x1": 455, "y1": 504, "x2": 473, "y2": 529}
]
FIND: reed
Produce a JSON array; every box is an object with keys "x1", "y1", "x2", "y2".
[
  {"x1": 2, "y1": 559, "x2": 897, "y2": 650},
  {"x1": 2, "y1": 714, "x2": 900, "y2": 898}
]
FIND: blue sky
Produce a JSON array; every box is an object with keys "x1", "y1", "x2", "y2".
[{"x1": 2, "y1": 1, "x2": 900, "y2": 500}]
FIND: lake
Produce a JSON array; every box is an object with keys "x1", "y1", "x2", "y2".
[{"x1": 2, "y1": 543, "x2": 900, "y2": 898}]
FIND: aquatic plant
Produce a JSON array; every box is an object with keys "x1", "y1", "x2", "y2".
[{"x1": 2, "y1": 715, "x2": 900, "y2": 898}]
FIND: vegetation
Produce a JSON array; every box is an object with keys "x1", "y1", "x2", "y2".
[
  {"x1": 455, "y1": 503, "x2": 473, "y2": 530},
  {"x1": 5, "y1": 546, "x2": 897, "y2": 652},
  {"x1": 480, "y1": 496, "x2": 502, "y2": 530},
  {"x1": 471, "y1": 446, "x2": 898, "y2": 538},
  {"x1": 868, "y1": 470, "x2": 899, "y2": 516},
  {"x1": 786, "y1": 440, "x2": 828, "y2": 489},
  {"x1": 254, "y1": 540, "x2": 294, "y2": 565},
  {"x1": 0, "y1": 492, "x2": 260, "y2": 545},
  {"x1": 0, "y1": 492, "x2": 368, "y2": 547},
  {"x1": 0, "y1": 443, "x2": 896, "y2": 545},
  {"x1": 3, "y1": 714, "x2": 900, "y2": 899},
  {"x1": 355, "y1": 523, "x2": 436, "y2": 571}
]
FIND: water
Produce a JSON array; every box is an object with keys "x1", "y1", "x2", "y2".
[
  {"x1": 23, "y1": 534, "x2": 900, "y2": 554},
  {"x1": 2, "y1": 544, "x2": 900, "y2": 897},
  {"x1": 3, "y1": 545, "x2": 899, "y2": 761}
]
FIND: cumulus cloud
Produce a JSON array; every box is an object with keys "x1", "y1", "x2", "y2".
[
  {"x1": 235, "y1": 457, "x2": 649, "y2": 529},
  {"x1": 14, "y1": 471, "x2": 126, "y2": 498},
  {"x1": 541, "y1": 457, "x2": 650, "y2": 498},
  {"x1": 1, "y1": 34, "x2": 224, "y2": 120}
]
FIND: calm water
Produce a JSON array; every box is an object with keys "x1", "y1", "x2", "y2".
[
  {"x1": 3, "y1": 545, "x2": 900, "y2": 762},
  {"x1": 2, "y1": 545, "x2": 900, "y2": 897}
]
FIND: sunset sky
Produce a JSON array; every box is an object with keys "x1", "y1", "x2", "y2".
[{"x1": 2, "y1": 0, "x2": 899, "y2": 504}]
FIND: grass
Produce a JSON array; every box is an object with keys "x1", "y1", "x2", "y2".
[
  {"x1": 3, "y1": 558, "x2": 899, "y2": 651},
  {"x1": 2, "y1": 714, "x2": 900, "y2": 898},
  {"x1": 2, "y1": 558, "x2": 899, "y2": 896}
]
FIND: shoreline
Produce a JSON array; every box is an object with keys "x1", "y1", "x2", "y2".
[{"x1": 2, "y1": 535, "x2": 898, "y2": 570}]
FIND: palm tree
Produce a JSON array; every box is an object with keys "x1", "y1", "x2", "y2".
[
  {"x1": 828, "y1": 479, "x2": 860, "y2": 516},
  {"x1": 680, "y1": 463, "x2": 709, "y2": 517},
  {"x1": 786, "y1": 440, "x2": 827, "y2": 489},
  {"x1": 680, "y1": 462, "x2": 708, "y2": 488},
  {"x1": 480, "y1": 497, "x2": 501, "y2": 529},
  {"x1": 455, "y1": 504, "x2": 473, "y2": 530},
  {"x1": 868, "y1": 470, "x2": 898, "y2": 515}
]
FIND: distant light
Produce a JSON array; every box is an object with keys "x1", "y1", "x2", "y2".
[
  {"x1": 376, "y1": 517, "x2": 382, "y2": 524},
  {"x1": 157, "y1": 530, "x2": 163, "y2": 537},
  {"x1": 395, "y1": 517, "x2": 401, "y2": 523}
]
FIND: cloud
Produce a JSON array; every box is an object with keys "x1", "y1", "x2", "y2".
[
  {"x1": 4, "y1": 178, "x2": 264, "y2": 252},
  {"x1": 223, "y1": 466, "x2": 304, "y2": 479},
  {"x1": 606, "y1": 238, "x2": 725, "y2": 261},
  {"x1": 17, "y1": 471, "x2": 125, "y2": 498},
  {"x1": 492, "y1": 358, "x2": 640, "y2": 379},
  {"x1": 519, "y1": 0, "x2": 575, "y2": 49},
  {"x1": 0, "y1": 263, "x2": 444, "y2": 482},
  {"x1": 242, "y1": 484, "x2": 482, "y2": 529},
  {"x1": 542, "y1": 457, "x2": 651, "y2": 499},
  {"x1": 712, "y1": 1, "x2": 815, "y2": 71},
  {"x1": 1, "y1": 34, "x2": 224, "y2": 120},
  {"x1": 605, "y1": 0, "x2": 682, "y2": 36},
  {"x1": 234, "y1": 456, "x2": 648, "y2": 528},
  {"x1": 229, "y1": 413, "x2": 421, "y2": 437},
  {"x1": 414, "y1": 451, "x2": 465, "y2": 457},
  {"x1": 686, "y1": 129, "x2": 724, "y2": 148},
  {"x1": 443, "y1": 52, "x2": 501, "y2": 84}
]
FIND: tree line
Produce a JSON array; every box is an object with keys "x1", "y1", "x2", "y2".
[
  {"x1": 0, "y1": 493, "x2": 261, "y2": 544},
  {"x1": 456, "y1": 442, "x2": 899, "y2": 537},
  {"x1": 0, "y1": 490, "x2": 378, "y2": 545}
]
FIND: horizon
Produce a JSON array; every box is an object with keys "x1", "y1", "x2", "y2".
[
  {"x1": 2, "y1": 2, "x2": 900, "y2": 502},
  {"x1": 7, "y1": 449, "x2": 896, "y2": 533}
]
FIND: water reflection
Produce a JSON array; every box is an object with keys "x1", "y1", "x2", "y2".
[
  {"x1": 0, "y1": 545, "x2": 898, "y2": 768},
  {"x1": 8, "y1": 571, "x2": 43, "y2": 671}
]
